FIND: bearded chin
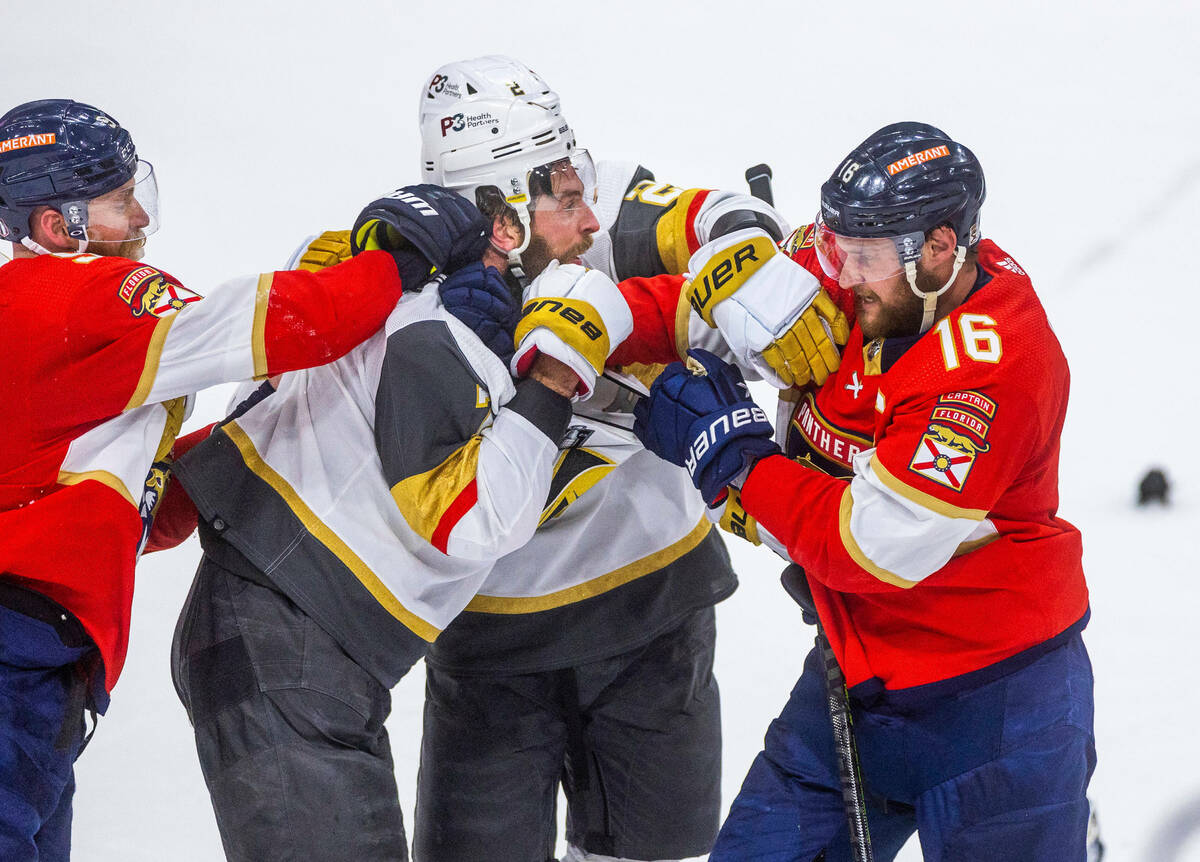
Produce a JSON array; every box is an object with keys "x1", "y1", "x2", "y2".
[
  {"x1": 519, "y1": 233, "x2": 593, "y2": 281},
  {"x1": 88, "y1": 235, "x2": 147, "y2": 262}
]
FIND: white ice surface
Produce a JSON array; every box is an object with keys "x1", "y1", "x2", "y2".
[{"x1": 9, "y1": 1, "x2": 1200, "y2": 858}]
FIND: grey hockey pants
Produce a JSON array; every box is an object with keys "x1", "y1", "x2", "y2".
[
  {"x1": 171, "y1": 553, "x2": 408, "y2": 861},
  {"x1": 414, "y1": 606, "x2": 722, "y2": 862}
]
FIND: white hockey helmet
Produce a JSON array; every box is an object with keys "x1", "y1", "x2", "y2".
[
  {"x1": 419, "y1": 54, "x2": 561, "y2": 121},
  {"x1": 418, "y1": 56, "x2": 595, "y2": 271}
]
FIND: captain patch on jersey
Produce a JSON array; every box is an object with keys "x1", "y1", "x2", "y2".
[{"x1": 908, "y1": 390, "x2": 995, "y2": 491}]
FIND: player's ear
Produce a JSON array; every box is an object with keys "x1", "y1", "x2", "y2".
[
  {"x1": 29, "y1": 206, "x2": 76, "y2": 252},
  {"x1": 923, "y1": 225, "x2": 958, "y2": 266},
  {"x1": 491, "y1": 213, "x2": 523, "y2": 252}
]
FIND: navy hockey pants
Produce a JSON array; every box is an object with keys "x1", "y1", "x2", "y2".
[
  {"x1": 712, "y1": 633, "x2": 1096, "y2": 862},
  {"x1": 0, "y1": 600, "x2": 102, "y2": 862}
]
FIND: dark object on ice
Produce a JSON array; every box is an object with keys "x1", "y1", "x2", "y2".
[{"x1": 1137, "y1": 468, "x2": 1170, "y2": 505}]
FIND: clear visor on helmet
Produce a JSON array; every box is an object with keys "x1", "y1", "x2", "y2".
[
  {"x1": 813, "y1": 212, "x2": 923, "y2": 284},
  {"x1": 82, "y1": 159, "x2": 160, "y2": 241},
  {"x1": 526, "y1": 149, "x2": 597, "y2": 216}
]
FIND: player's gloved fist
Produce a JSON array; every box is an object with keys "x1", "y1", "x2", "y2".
[
  {"x1": 438, "y1": 263, "x2": 520, "y2": 365},
  {"x1": 684, "y1": 227, "x2": 849, "y2": 389},
  {"x1": 633, "y1": 348, "x2": 779, "y2": 506},
  {"x1": 352, "y1": 184, "x2": 489, "y2": 289},
  {"x1": 757, "y1": 290, "x2": 850, "y2": 388},
  {"x1": 512, "y1": 261, "x2": 634, "y2": 401}
]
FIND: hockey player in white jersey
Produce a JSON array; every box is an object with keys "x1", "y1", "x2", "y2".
[
  {"x1": 409, "y1": 56, "x2": 807, "y2": 862},
  {"x1": 169, "y1": 175, "x2": 636, "y2": 860}
]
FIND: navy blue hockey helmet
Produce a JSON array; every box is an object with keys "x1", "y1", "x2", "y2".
[
  {"x1": 815, "y1": 123, "x2": 986, "y2": 333},
  {"x1": 819, "y1": 122, "x2": 985, "y2": 251},
  {"x1": 0, "y1": 99, "x2": 143, "y2": 245}
]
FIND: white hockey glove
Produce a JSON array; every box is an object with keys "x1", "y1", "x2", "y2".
[
  {"x1": 684, "y1": 228, "x2": 850, "y2": 389},
  {"x1": 512, "y1": 261, "x2": 634, "y2": 402}
]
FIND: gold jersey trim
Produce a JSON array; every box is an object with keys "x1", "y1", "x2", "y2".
[
  {"x1": 251, "y1": 273, "x2": 272, "y2": 379},
  {"x1": 837, "y1": 485, "x2": 917, "y2": 589},
  {"x1": 870, "y1": 455, "x2": 988, "y2": 521},
  {"x1": 123, "y1": 314, "x2": 175, "y2": 410},
  {"x1": 223, "y1": 422, "x2": 440, "y2": 642},
  {"x1": 954, "y1": 532, "x2": 1001, "y2": 557},
  {"x1": 655, "y1": 187, "x2": 705, "y2": 274},
  {"x1": 466, "y1": 517, "x2": 713, "y2": 613},
  {"x1": 674, "y1": 286, "x2": 693, "y2": 361},
  {"x1": 56, "y1": 470, "x2": 135, "y2": 508},
  {"x1": 390, "y1": 436, "x2": 482, "y2": 544}
]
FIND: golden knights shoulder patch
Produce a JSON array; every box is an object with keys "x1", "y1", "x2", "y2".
[
  {"x1": 119, "y1": 266, "x2": 202, "y2": 318},
  {"x1": 540, "y1": 438, "x2": 616, "y2": 525},
  {"x1": 908, "y1": 390, "x2": 995, "y2": 491}
]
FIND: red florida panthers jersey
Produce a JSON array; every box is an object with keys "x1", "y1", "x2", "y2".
[
  {"x1": 741, "y1": 238, "x2": 1088, "y2": 690},
  {"x1": 0, "y1": 249, "x2": 405, "y2": 691}
]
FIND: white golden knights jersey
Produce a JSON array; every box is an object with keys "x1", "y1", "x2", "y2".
[
  {"x1": 428, "y1": 161, "x2": 788, "y2": 674},
  {"x1": 175, "y1": 288, "x2": 573, "y2": 687}
]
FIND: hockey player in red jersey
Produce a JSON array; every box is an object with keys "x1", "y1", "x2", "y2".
[
  {"x1": 0, "y1": 99, "x2": 487, "y2": 861},
  {"x1": 630, "y1": 123, "x2": 1095, "y2": 860}
]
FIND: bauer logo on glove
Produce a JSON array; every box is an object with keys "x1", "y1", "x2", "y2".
[
  {"x1": 511, "y1": 262, "x2": 634, "y2": 401},
  {"x1": 686, "y1": 234, "x2": 776, "y2": 325},
  {"x1": 683, "y1": 403, "x2": 772, "y2": 478},
  {"x1": 633, "y1": 348, "x2": 779, "y2": 505},
  {"x1": 520, "y1": 297, "x2": 606, "y2": 343},
  {"x1": 683, "y1": 227, "x2": 849, "y2": 389}
]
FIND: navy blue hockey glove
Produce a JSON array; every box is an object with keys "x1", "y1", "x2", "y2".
[
  {"x1": 438, "y1": 263, "x2": 520, "y2": 364},
  {"x1": 633, "y1": 348, "x2": 779, "y2": 505},
  {"x1": 352, "y1": 184, "x2": 489, "y2": 289}
]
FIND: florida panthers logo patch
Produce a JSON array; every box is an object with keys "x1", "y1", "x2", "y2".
[
  {"x1": 908, "y1": 391, "x2": 995, "y2": 491},
  {"x1": 119, "y1": 266, "x2": 202, "y2": 318}
]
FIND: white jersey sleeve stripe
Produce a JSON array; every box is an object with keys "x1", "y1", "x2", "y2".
[
  {"x1": 870, "y1": 455, "x2": 989, "y2": 521},
  {"x1": 837, "y1": 450, "x2": 988, "y2": 586},
  {"x1": 123, "y1": 315, "x2": 175, "y2": 411}
]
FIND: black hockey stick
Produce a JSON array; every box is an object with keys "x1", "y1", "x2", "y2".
[
  {"x1": 745, "y1": 163, "x2": 774, "y2": 206},
  {"x1": 781, "y1": 564, "x2": 874, "y2": 862}
]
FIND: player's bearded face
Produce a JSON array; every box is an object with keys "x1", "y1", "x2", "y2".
[
  {"x1": 521, "y1": 228, "x2": 593, "y2": 280},
  {"x1": 851, "y1": 265, "x2": 939, "y2": 340},
  {"x1": 521, "y1": 162, "x2": 599, "y2": 279}
]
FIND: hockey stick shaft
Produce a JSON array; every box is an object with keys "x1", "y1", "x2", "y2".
[
  {"x1": 745, "y1": 163, "x2": 775, "y2": 206},
  {"x1": 780, "y1": 565, "x2": 873, "y2": 861},
  {"x1": 816, "y1": 627, "x2": 874, "y2": 861}
]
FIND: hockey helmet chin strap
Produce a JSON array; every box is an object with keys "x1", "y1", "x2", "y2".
[
  {"x1": 906, "y1": 244, "x2": 966, "y2": 334},
  {"x1": 502, "y1": 201, "x2": 537, "y2": 287}
]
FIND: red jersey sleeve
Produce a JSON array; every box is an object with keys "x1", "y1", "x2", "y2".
[{"x1": 608, "y1": 273, "x2": 690, "y2": 367}]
